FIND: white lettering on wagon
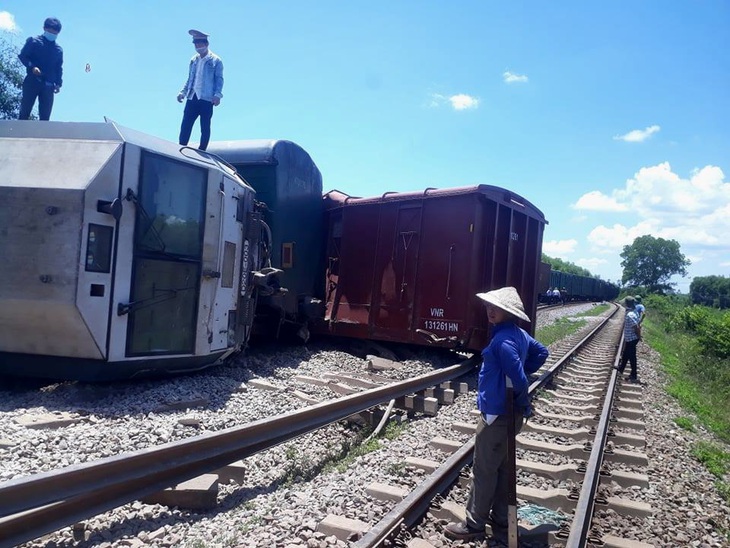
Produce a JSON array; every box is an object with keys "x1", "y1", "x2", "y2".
[
  {"x1": 422, "y1": 320, "x2": 460, "y2": 333},
  {"x1": 430, "y1": 307, "x2": 444, "y2": 317}
]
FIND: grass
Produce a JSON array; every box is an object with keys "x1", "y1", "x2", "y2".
[
  {"x1": 643, "y1": 318, "x2": 730, "y2": 443},
  {"x1": 535, "y1": 317, "x2": 587, "y2": 347},
  {"x1": 576, "y1": 303, "x2": 611, "y2": 317},
  {"x1": 673, "y1": 416, "x2": 695, "y2": 432},
  {"x1": 641, "y1": 297, "x2": 730, "y2": 507}
]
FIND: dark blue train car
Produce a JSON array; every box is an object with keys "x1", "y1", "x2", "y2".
[{"x1": 207, "y1": 140, "x2": 326, "y2": 339}]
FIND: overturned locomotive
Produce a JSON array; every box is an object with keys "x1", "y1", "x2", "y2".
[{"x1": 0, "y1": 120, "x2": 276, "y2": 380}]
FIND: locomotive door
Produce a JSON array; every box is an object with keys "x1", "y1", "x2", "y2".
[
  {"x1": 123, "y1": 153, "x2": 207, "y2": 356},
  {"x1": 205, "y1": 176, "x2": 243, "y2": 352},
  {"x1": 372, "y1": 204, "x2": 422, "y2": 335}
]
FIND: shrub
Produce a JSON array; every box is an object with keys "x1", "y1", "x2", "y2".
[
  {"x1": 696, "y1": 313, "x2": 730, "y2": 359},
  {"x1": 669, "y1": 306, "x2": 712, "y2": 333}
]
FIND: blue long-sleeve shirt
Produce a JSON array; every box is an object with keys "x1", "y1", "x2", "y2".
[
  {"x1": 18, "y1": 35, "x2": 63, "y2": 87},
  {"x1": 476, "y1": 322, "x2": 549, "y2": 417}
]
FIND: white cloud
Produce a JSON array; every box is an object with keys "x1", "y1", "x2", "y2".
[
  {"x1": 583, "y1": 161, "x2": 730, "y2": 285},
  {"x1": 448, "y1": 94, "x2": 479, "y2": 110},
  {"x1": 573, "y1": 190, "x2": 629, "y2": 212},
  {"x1": 503, "y1": 71, "x2": 528, "y2": 84},
  {"x1": 0, "y1": 11, "x2": 18, "y2": 32},
  {"x1": 586, "y1": 220, "x2": 659, "y2": 251},
  {"x1": 429, "y1": 93, "x2": 479, "y2": 111},
  {"x1": 613, "y1": 125, "x2": 661, "y2": 143},
  {"x1": 542, "y1": 239, "x2": 577, "y2": 255}
]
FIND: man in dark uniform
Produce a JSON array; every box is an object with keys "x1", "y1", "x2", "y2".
[{"x1": 18, "y1": 17, "x2": 64, "y2": 121}]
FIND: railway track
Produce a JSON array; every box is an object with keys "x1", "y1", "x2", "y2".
[
  {"x1": 352, "y1": 303, "x2": 651, "y2": 548},
  {"x1": 0, "y1": 305, "x2": 652, "y2": 547}
]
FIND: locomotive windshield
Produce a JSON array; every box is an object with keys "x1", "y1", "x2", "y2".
[{"x1": 126, "y1": 152, "x2": 208, "y2": 356}]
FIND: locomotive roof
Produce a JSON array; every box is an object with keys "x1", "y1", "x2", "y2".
[
  {"x1": 323, "y1": 185, "x2": 547, "y2": 223},
  {"x1": 206, "y1": 139, "x2": 316, "y2": 166},
  {"x1": 0, "y1": 120, "x2": 248, "y2": 185}
]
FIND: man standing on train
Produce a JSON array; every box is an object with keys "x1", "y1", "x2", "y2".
[
  {"x1": 177, "y1": 30, "x2": 224, "y2": 151},
  {"x1": 18, "y1": 17, "x2": 63, "y2": 121}
]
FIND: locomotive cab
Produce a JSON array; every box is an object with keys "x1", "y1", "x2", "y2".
[{"x1": 0, "y1": 121, "x2": 266, "y2": 380}]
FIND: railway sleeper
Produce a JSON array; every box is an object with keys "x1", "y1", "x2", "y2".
[
  {"x1": 395, "y1": 395, "x2": 440, "y2": 416},
  {"x1": 292, "y1": 375, "x2": 360, "y2": 395},
  {"x1": 543, "y1": 390, "x2": 600, "y2": 403},
  {"x1": 514, "y1": 459, "x2": 649, "y2": 488},
  {"x1": 316, "y1": 514, "x2": 369, "y2": 542},
  {"x1": 567, "y1": 363, "x2": 608, "y2": 373},
  {"x1": 559, "y1": 371, "x2": 606, "y2": 382},
  {"x1": 521, "y1": 423, "x2": 644, "y2": 449},
  {"x1": 430, "y1": 499, "x2": 550, "y2": 540},
  {"x1": 404, "y1": 456, "x2": 440, "y2": 473},
  {"x1": 601, "y1": 534, "x2": 655, "y2": 548},
  {"x1": 536, "y1": 397, "x2": 600, "y2": 412},
  {"x1": 603, "y1": 446, "x2": 649, "y2": 467},
  {"x1": 612, "y1": 406, "x2": 644, "y2": 420},
  {"x1": 615, "y1": 396, "x2": 643, "y2": 409},
  {"x1": 365, "y1": 482, "x2": 408, "y2": 502},
  {"x1": 141, "y1": 474, "x2": 219, "y2": 510},
  {"x1": 550, "y1": 381, "x2": 604, "y2": 394},
  {"x1": 517, "y1": 486, "x2": 652, "y2": 518},
  {"x1": 322, "y1": 372, "x2": 383, "y2": 389}
]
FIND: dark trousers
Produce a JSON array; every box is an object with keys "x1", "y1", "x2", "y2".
[
  {"x1": 619, "y1": 339, "x2": 639, "y2": 379},
  {"x1": 179, "y1": 96, "x2": 214, "y2": 151},
  {"x1": 466, "y1": 413, "x2": 524, "y2": 529},
  {"x1": 19, "y1": 76, "x2": 55, "y2": 120}
]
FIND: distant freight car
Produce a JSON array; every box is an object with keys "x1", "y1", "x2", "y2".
[
  {"x1": 314, "y1": 186, "x2": 547, "y2": 351},
  {"x1": 537, "y1": 262, "x2": 619, "y2": 303},
  {"x1": 0, "y1": 121, "x2": 275, "y2": 381}
]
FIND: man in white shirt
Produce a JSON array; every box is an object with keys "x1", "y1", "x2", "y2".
[{"x1": 177, "y1": 30, "x2": 224, "y2": 151}]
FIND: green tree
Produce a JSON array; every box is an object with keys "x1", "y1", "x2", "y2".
[
  {"x1": 0, "y1": 34, "x2": 24, "y2": 120},
  {"x1": 541, "y1": 254, "x2": 593, "y2": 277},
  {"x1": 690, "y1": 275, "x2": 730, "y2": 309},
  {"x1": 620, "y1": 235, "x2": 690, "y2": 293}
]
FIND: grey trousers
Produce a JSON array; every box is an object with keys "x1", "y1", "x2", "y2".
[{"x1": 465, "y1": 413, "x2": 525, "y2": 529}]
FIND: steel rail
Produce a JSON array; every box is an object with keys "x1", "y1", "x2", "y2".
[
  {"x1": 564, "y1": 314, "x2": 625, "y2": 547},
  {"x1": 353, "y1": 441, "x2": 474, "y2": 547},
  {"x1": 530, "y1": 304, "x2": 618, "y2": 394},
  {"x1": 354, "y1": 305, "x2": 619, "y2": 548},
  {"x1": 0, "y1": 356, "x2": 480, "y2": 547}
]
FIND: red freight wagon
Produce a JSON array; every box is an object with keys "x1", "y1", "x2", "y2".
[{"x1": 317, "y1": 185, "x2": 547, "y2": 352}]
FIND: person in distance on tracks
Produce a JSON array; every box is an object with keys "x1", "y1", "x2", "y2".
[
  {"x1": 444, "y1": 286, "x2": 549, "y2": 541},
  {"x1": 616, "y1": 296, "x2": 641, "y2": 383},
  {"x1": 177, "y1": 29, "x2": 224, "y2": 151},
  {"x1": 634, "y1": 295, "x2": 646, "y2": 324},
  {"x1": 18, "y1": 17, "x2": 63, "y2": 121}
]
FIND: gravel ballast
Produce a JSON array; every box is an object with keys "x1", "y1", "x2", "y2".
[{"x1": 0, "y1": 303, "x2": 727, "y2": 547}]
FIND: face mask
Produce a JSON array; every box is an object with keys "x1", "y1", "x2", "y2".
[
  {"x1": 195, "y1": 47, "x2": 207, "y2": 55},
  {"x1": 43, "y1": 31, "x2": 58, "y2": 41}
]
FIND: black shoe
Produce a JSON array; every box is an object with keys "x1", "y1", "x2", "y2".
[{"x1": 444, "y1": 521, "x2": 485, "y2": 540}]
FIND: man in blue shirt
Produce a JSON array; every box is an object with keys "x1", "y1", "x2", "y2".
[
  {"x1": 18, "y1": 17, "x2": 63, "y2": 121},
  {"x1": 634, "y1": 295, "x2": 646, "y2": 324},
  {"x1": 445, "y1": 287, "x2": 549, "y2": 541},
  {"x1": 617, "y1": 296, "x2": 642, "y2": 382},
  {"x1": 177, "y1": 29, "x2": 224, "y2": 151}
]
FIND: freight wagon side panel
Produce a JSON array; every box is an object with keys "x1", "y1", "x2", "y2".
[
  {"x1": 323, "y1": 204, "x2": 379, "y2": 338},
  {"x1": 369, "y1": 201, "x2": 423, "y2": 340},
  {"x1": 412, "y1": 194, "x2": 477, "y2": 345}
]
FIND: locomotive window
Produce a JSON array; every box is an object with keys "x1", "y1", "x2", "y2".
[
  {"x1": 136, "y1": 153, "x2": 207, "y2": 259},
  {"x1": 85, "y1": 224, "x2": 113, "y2": 273}
]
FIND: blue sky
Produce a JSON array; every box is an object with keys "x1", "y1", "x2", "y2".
[{"x1": 2, "y1": 1, "x2": 728, "y2": 292}]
